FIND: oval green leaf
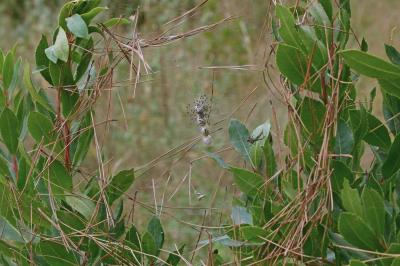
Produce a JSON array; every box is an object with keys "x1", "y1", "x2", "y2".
[
  {"x1": 382, "y1": 134, "x2": 400, "y2": 179},
  {"x1": 2, "y1": 52, "x2": 14, "y2": 90},
  {"x1": 106, "y1": 168, "x2": 135, "y2": 204},
  {"x1": 276, "y1": 44, "x2": 307, "y2": 85},
  {"x1": 228, "y1": 119, "x2": 252, "y2": 166},
  {"x1": 0, "y1": 108, "x2": 20, "y2": 154},
  {"x1": 340, "y1": 50, "x2": 400, "y2": 80},
  {"x1": 361, "y1": 188, "x2": 385, "y2": 236},
  {"x1": 66, "y1": 14, "x2": 89, "y2": 39},
  {"x1": 27, "y1": 112, "x2": 55, "y2": 145},
  {"x1": 338, "y1": 212, "x2": 381, "y2": 251},
  {"x1": 229, "y1": 167, "x2": 264, "y2": 195},
  {"x1": 147, "y1": 216, "x2": 164, "y2": 250},
  {"x1": 53, "y1": 28, "x2": 69, "y2": 63}
]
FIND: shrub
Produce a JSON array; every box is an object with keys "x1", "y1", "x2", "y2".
[
  {"x1": 0, "y1": 1, "x2": 190, "y2": 265},
  {"x1": 2, "y1": 0, "x2": 400, "y2": 265},
  {"x1": 207, "y1": 1, "x2": 400, "y2": 265}
]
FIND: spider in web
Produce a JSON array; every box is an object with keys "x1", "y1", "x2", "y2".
[{"x1": 186, "y1": 94, "x2": 213, "y2": 145}]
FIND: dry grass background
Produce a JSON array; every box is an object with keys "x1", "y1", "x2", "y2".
[{"x1": 0, "y1": 0, "x2": 400, "y2": 263}]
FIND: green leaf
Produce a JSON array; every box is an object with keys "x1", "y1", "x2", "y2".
[
  {"x1": 350, "y1": 260, "x2": 368, "y2": 266},
  {"x1": 72, "y1": 114, "x2": 93, "y2": 168},
  {"x1": 17, "y1": 158, "x2": 30, "y2": 191},
  {"x1": 111, "y1": 220, "x2": 126, "y2": 240},
  {"x1": 103, "y1": 18, "x2": 131, "y2": 27},
  {"x1": 27, "y1": 112, "x2": 55, "y2": 145},
  {"x1": 331, "y1": 160, "x2": 354, "y2": 192},
  {"x1": 361, "y1": 38, "x2": 368, "y2": 52},
  {"x1": 0, "y1": 240, "x2": 27, "y2": 263},
  {"x1": 35, "y1": 35, "x2": 52, "y2": 83},
  {"x1": 147, "y1": 216, "x2": 164, "y2": 250},
  {"x1": 228, "y1": 119, "x2": 252, "y2": 165},
  {"x1": 340, "y1": 50, "x2": 400, "y2": 80},
  {"x1": 75, "y1": 42, "x2": 93, "y2": 82},
  {"x1": 7, "y1": 57, "x2": 21, "y2": 95},
  {"x1": 383, "y1": 93, "x2": 400, "y2": 135},
  {"x1": 231, "y1": 206, "x2": 253, "y2": 225},
  {"x1": 44, "y1": 46, "x2": 58, "y2": 64},
  {"x1": 338, "y1": 212, "x2": 381, "y2": 251},
  {"x1": 81, "y1": 7, "x2": 108, "y2": 24},
  {"x1": 117, "y1": 224, "x2": 142, "y2": 263},
  {"x1": 141, "y1": 231, "x2": 157, "y2": 257},
  {"x1": 0, "y1": 216, "x2": 25, "y2": 243},
  {"x1": 385, "y1": 44, "x2": 400, "y2": 65},
  {"x1": 229, "y1": 167, "x2": 264, "y2": 195},
  {"x1": 88, "y1": 25, "x2": 103, "y2": 35},
  {"x1": 334, "y1": 119, "x2": 354, "y2": 155},
  {"x1": 106, "y1": 169, "x2": 135, "y2": 204},
  {"x1": 282, "y1": 170, "x2": 300, "y2": 200},
  {"x1": 348, "y1": 109, "x2": 369, "y2": 143},
  {"x1": 300, "y1": 97, "x2": 326, "y2": 141},
  {"x1": 361, "y1": 188, "x2": 384, "y2": 236},
  {"x1": 340, "y1": 0, "x2": 352, "y2": 17},
  {"x1": 49, "y1": 62, "x2": 62, "y2": 86},
  {"x1": 57, "y1": 210, "x2": 85, "y2": 234},
  {"x1": 0, "y1": 108, "x2": 20, "y2": 154},
  {"x1": 48, "y1": 160, "x2": 73, "y2": 194},
  {"x1": 275, "y1": 5, "x2": 303, "y2": 49},
  {"x1": 262, "y1": 140, "x2": 276, "y2": 178},
  {"x1": 384, "y1": 243, "x2": 400, "y2": 266},
  {"x1": 303, "y1": 225, "x2": 328, "y2": 258},
  {"x1": 166, "y1": 245, "x2": 185, "y2": 266},
  {"x1": 382, "y1": 134, "x2": 400, "y2": 179},
  {"x1": 299, "y1": 25, "x2": 328, "y2": 70},
  {"x1": 58, "y1": 2, "x2": 74, "y2": 30},
  {"x1": 309, "y1": 1, "x2": 330, "y2": 26},
  {"x1": 61, "y1": 89, "x2": 79, "y2": 116},
  {"x1": 65, "y1": 194, "x2": 96, "y2": 220},
  {"x1": 363, "y1": 113, "x2": 391, "y2": 151},
  {"x1": 77, "y1": 61, "x2": 96, "y2": 92},
  {"x1": 53, "y1": 27, "x2": 69, "y2": 63},
  {"x1": 0, "y1": 155, "x2": 9, "y2": 178},
  {"x1": 318, "y1": 0, "x2": 333, "y2": 20},
  {"x1": 284, "y1": 122, "x2": 298, "y2": 155},
  {"x1": 199, "y1": 235, "x2": 245, "y2": 248},
  {"x1": 347, "y1": 107, "x2": 368, "y2": 169},
  {"x1": 37, "y1": 240, "x2": 79, "y2": 266},
  {"x1": 23, "y1": 64, "x2": 53, "y2": 113},
  {"x1": 392, "y1": 259, "x2": 400, "y2": 266},
  {"x1": 2, "y1": 52, "x2": 14, "y2": 90},
  {"x1": 66, "y1": 14, "x2": 89, "y2": 39},
  {"x1": 276, "y1": 44, "x2": 307, "y2": 85},
  {"x1": 249, "y1": 141, "x2": 263, "y2": 172},
  {"x1": 341, "y1": 180, "x2": 363, "y2": 217},
  {"x1": 78, "y1": 0, "x2": 102, "y2": 14},
  {"x1": 379, "y1": 78, "x2": 400, "y2": 100},
  {"x1": 239, "y1": 226, "x2": 268, "y2": 244},
  {"x1": 126, "y1": 225, "x2": 141, "y2": 248},
  {"x1": 336, "y1": 6, "x2": 351, "y2": 50}
]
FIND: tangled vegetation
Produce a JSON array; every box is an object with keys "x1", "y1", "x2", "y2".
[{"x1": 0, "y1": 0, "x2": 400, "y2": 265}]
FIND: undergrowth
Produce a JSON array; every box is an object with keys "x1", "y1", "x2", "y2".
[{"x1": 1, "y1": 0, "x2": 400, "y2": 265}]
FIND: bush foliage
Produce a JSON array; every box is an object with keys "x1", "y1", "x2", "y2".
[{"x1": 1, "y1": 0, "x2": 400, "y2": 265}]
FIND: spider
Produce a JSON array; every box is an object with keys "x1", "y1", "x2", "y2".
[{"x1": 187, "y1": 94, "x2": 213, "y2": 145}]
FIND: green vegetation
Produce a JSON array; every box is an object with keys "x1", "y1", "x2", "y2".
[{"x1": 0, "y1": 0, "x2": 400, "y2": 265}]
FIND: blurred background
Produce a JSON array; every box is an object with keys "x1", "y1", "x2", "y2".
[{"x1": 1, "y1": 0, "x2": 400, "y2": 262}]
